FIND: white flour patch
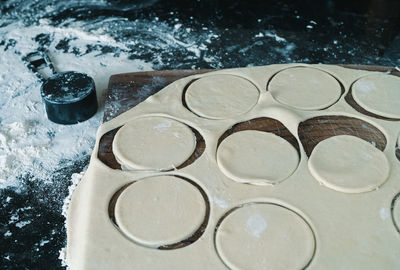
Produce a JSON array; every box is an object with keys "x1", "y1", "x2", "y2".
[
  {"x1": 15, "y1": 220, "x2": 32, "y2": 228},
  {"x1": 213, "y1": 196, "x2": 228, "y2": 209},
  {"x1": 62, "y1": 172, "x2": 85, "y2": 218},
  {"x1": 59, "y1": 171, "x2": 85, "y2": 269},
  {"x1": 246, "y1": 214, "x2": 268, "y2": 238},
  {"x1": 153, "y1": 120, "x2": 172, "y2": 132},
  {"x1": 379, "y1": 207, "x2": 390, "y2": 221},
  {"x1": 39, "y1": 239, "x2": 50, "y2": 246},
  {"x1": 356, "y1": 80, "x2": 376, "y2": 93},
  {"x1": 264, "y1": 31, "x2": 287, "y2": 43},
  {"x1": 59, "y1": 247, "x2": 69, "y2": 269}
]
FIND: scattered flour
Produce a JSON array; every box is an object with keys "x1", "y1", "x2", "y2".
[
  {"x1": 59, "y1": 171, "x2": 85, "y2": 269},
  {"x1": 0, "y1": 21, "x2": 152, "y2": 188},
  {"x1": 15, "y1": 220, "x2": 32, "y2": 228}
]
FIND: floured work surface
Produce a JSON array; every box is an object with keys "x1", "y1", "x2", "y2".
[{"x1": 67, "y1": 64, "x2": 400, "y2": 270}]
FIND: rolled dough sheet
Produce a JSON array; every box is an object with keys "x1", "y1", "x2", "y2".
[
  {"x1": 352, "y1": 74, "x2": 400, "y2": 119},
  {"x1": 67, "y1": 64, "x2": 400, "y2": 270},
  {"x1": 268, "y1": 67, "x2": 342, "y2": 110},
  {"x1": 215, "y1": 203, "x2": 315, "y2": 270},
  {"x1": 185, "y1": 74, "x2": 259, "y2": 119},
  {"x1": 112, "y1": 116, "x2": 196, "y2": 170},
  {"x1": 217, "y1": 130, "x2": 299, "y2": 185},
  {"x1": 308, "y1": 135, "x2": 390, "y2": 193}
]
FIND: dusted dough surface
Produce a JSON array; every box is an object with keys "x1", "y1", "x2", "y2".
[
  {"x1": 114, "y1": 175, "x2": 206, "y2": 247},
  {"x1": 352, "y1": 74, "x2": 400, "y2": 118},
  {"x1": 308, "y1": 135, "x2": 390, "y2": 193},
  {"x1": 67, "y1": 64, "x2": 400, "y2": 270},
  {"x1": 268, "y1": 67, "x2": 342, "y2": 110},
  {"x1": 185, "y1": 74, "x2": 259, "y2": 119},
  {"x1": 112, "y1": 116, "x2": 196, "y2": 170},
  {"x1": 217, "y1": 130, "x2": 299, "y2": 185},
  {"x1": 215, "y1": 203, "x2": 315, "y2": 270}
]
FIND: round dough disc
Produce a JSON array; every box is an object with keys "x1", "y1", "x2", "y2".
[
  {"x1": 217, "y1": 130, "x2": 299, "y2": 185},
  {"x1": 308, "y1": 135, "x2": 389, "y2": 193},
  {"x1": 268, "y1": 67, "x2": 341, "y2": 110},
  {"x1": 114, "y1": 175, "x2": 206, "y2": 247},
  {"x1": 185, "y1": 74, "x2": 259, "y2": 119},
  {"x1": 352, "y1": 74, "x2": 400, "y2": 118},
  {"x1": 112, "y1": 117, "x2": 196, "y2": 170},
  {"x1": 216, "y1": 203, "x2": 315, "y2": 270}
]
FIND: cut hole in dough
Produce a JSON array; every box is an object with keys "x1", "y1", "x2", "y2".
[
  {"x1": 298, "y1": 115, "x2": 387, "y2": 157},
  {"x1": 268, "y1": 67, "x2": 342, "y2": 110},
  {"x1": 217, "y1": 130, "x2": 299, "y2": 185},
  {"x1": 114, "y1": 175, "x2": 206, "y2": 248},
  {"x1": 393, "y1": 193, "x2": 400, "y2": 233},
  {"x1": 215, "y1": 203, "x2": 315, "y2": 270},
  {"x1": 308, "y1": 135, "x2": 390, "y2": 193},
  {"x1": 352, "y1": 74, "x2": 400, "y2": 119},
  {"x1": 397, "y1": 135, "x2": 400, "y2": 162},
  {"x1": 112, "y1": 117, "x2": 196, "y2": 171},
  {"x1": 185, "y1": 74, "x2": 259, "y2": 119}
]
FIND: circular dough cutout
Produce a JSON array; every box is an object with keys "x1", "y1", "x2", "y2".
[
  {"x1": 113, "y1": 117, "x2": 196, "y2": 170},
  {"x1": 268, "y1": 67, "x2": 342, "y2": 110},
  {"x1": 215, "y1": 203, "x2": 315, "y2": 270},
  {"x1": 217, "y1": 130, "x2": 299, "y2": 185},
  {"x1": 352, "y1": 74, "x2": 400, "y2": 118},
  {"x1": 185, "y1": 74, "x2": 259, "y2": 119},
  {"x1": 114, "y1": 175, "x2": 206, "y2": 247},
  {"x1": 308, "y1": 135, "x2": 390, "y2": 193}
]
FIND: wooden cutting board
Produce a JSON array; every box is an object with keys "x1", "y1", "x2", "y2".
[{"x1": 99, "y1": 65, "x2": 400, "y2": 169}]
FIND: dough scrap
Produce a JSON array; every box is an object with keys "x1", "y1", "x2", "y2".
[
  {"x1": 112, "y1": 116, "x2": 196, "y2": 170},
  {"x1": 308, "y1": 135, "x2": 389, "y2": 193},
  {"x1": 114, "y1": 175, "x2": 206, "y2": 247},
  {"x1": 352, "y1": 74, "x2": 400, "y2": 118},
  {"x1": 185, "y1": 74, "x2": 259, "y2": 119},
  {"x1": 215, "y1": 203, "x2": 315, "y2": 270},
  {"x1": 268, "y1": 67, "x2": 341, "y2": 110},
  {"x1": 217, "y1": 130, "x2": 299, "y2": 185}
]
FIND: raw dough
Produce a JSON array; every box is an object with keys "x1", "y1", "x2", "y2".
[
  {"x1": 185, "y1": 74, "x2": 259, "y2": 119},
  {"x1": 112, "y1": 116, "x2": 196, "y2": 170},
  {"x1": 114, "y1": 175, "x2": 206, "y2": 247},
  {"x1": 67, "y1": 64, "x2": 400, "y2": 270},
  {"x1": 215, "y1": 203, "x2": 315, "y2": 270},
  {"x1": 217, "y1": 130, "x2": 299, "y2": 185},
  {"x1": 308, "y1": 135, "x2": 390, "y2": 193},
  {"x1": 352, "y1": 74, "x2": 400, "y2": 118},
  {"x1": 268, "y1": 67, "x2": 342, "y2": 110}
]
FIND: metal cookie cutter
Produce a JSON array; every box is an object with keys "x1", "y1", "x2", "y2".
[{"x1": 24, "y1": 51, "x2": 98, "y2": 125}]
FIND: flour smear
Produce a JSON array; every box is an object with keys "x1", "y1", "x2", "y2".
[{"x1": 0, "y1": 21, "x2": 152, "y2": 189}]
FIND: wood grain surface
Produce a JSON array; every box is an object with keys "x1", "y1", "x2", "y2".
[{"x1": 99, "y1": 65, "x2": 400, "y2": 169}]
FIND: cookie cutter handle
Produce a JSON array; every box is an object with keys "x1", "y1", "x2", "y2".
[{"x1": 23, "y1": 50, "x2": 57, "y2": 81}]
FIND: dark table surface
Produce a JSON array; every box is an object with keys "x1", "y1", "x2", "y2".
[{"x1": 0, "y1": 0, "x2": 399, "y2": 269}]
